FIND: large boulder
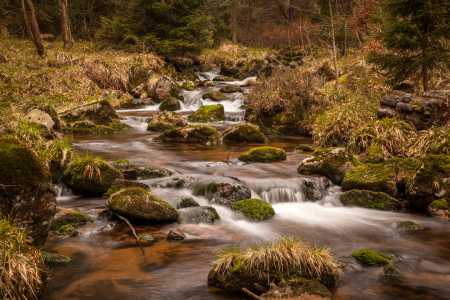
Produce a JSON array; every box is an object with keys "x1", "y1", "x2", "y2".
[
  {"x1": 341, "y1": 190, "x2": 401, "y2": 210},
  {"x1": 406, "y1": 154, "x2": 450, "y2": 209},
  {"x1": 427, "y1": 199, "x2": 450, "y2": 219},
  {"x1": 239, "y1": 146, "x2": 286, "y2": 163},
  {"x1": 231, "y1": 198, "x2": 275, "y2": 221},
  {"x1": 317, "y1": 153, "x2": 361, "y2": 185},
  {"x1": 194, "y1": 182, "x2": 252, "y2": 205},
  {"x1": 147, "y1": 111, "x2": 187, "y2": 131},
  {"x1": 202, "y1": 91, "x2": 227, "y2": 101},
  {"x1": 222, "y1": 122, "x2": 268, "y2": 143},
  {"x1": 219, "y1": 85, "x2": 243, "y2": 93},
  {"x1": 108, "y1": 187, "x2": 178, "y2": 223},
  {"x1": 147, "y1": 75, "x2": 179, "y2": 102},
  {"x1": 178, "y1": 206, "x2": 220, "y2": 224},
  {"x1": 51, "y1": 207, "x2": 94, "y2": 229},
  {"x1": 342, "y1": 164, "x2": 399, "y2": 197},
  {"x1": 189, "y1": 105, "x2": 225, "y2": 122},
  {"x1": 0, "y1": 138, "x2": 56, "y2": 246},
  {"x1": 131, "y1": 166, "x2": 173, "y2": 178},
  {"x1": 154, "y1": 125, "x2": 220, "y2": 143},
  {"x1": 160, "y1": 97, "x2": 180, "y2": 111},
  {"x1": 26, "y1": 105, "x2": 61, "y2": 132},
  {"x1": 63, "y1": 157, "x2": 123, "y2": 195},
  {"x1": 297, "y1": 157, "x2": 323, "y2": 175}
]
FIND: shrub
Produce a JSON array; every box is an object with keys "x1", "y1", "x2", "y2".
[{"x1": 0, "y1": 215, "x2": 46, "y2": 299}]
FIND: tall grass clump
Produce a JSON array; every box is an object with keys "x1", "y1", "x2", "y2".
[
  {"x1": 199, "y1": 42, "x2": 267, "y2": 67},
  {"x1": 65, "y1": 152, "x2": 109, "y2": 182},
  {"x1": 407, "y1": 126, "x2": 450, "y2": 156},
  {"x1": 0, "y1": 215, "x2": 46, "y2": 299},
  {"x1": 212, "y1": 236, "x2": 340, "y2": 281},
  {"x1": 347, "y1": 117, "x2": 417, "y2": 156}
]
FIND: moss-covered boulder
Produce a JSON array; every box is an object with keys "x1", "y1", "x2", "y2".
[
  {"x1": 102, "y1": 178, "x2": 150, "y2": 198},
  {"x1": 317, "y1": 153, "x2": 361, "y2": 185},
  {"x1": 341, "y1": 190, "x2": 401, "y2": 210},
  {"x1": 358, "y1": 145, "x2": 385, "y2": 165},
  {"x1": 194, "y1": 182, "x2": 252, "y2": 205},
  {"x1": 56, "y1": 224, "x2": 79, "y2": 237},
  {"x1": 213, "y1": 75, "x2": 234, "y2": 82},
  {"x1": 397, "y1": 221, "x2": 424, "y2": 232},
  {"x1": 0, "y1": 138, "x2": 56, "y2": 247},
  {"x1": 295, "y1": 144, "x2": 319, "y2": 153},
  {"x1": 219, "y1": 85, "x2": 243, "y2": 93},
  {"x1": 181, "y1": 82, "x2": 195, "y2": 91},
  {"x1": 312, "y1": 148, "x2": 330, "y2": 157},
  {"x1": 189, "y1": 105, "x2": 225, "y2": 122},
  {"x1": 382, "y1": 266, "x2": 400, "y2": 276},
  {"x1": 297, "y1": 156, "x2": 323, "y2": 175},
  {"x1": 427, "y1": 198, "x2": 450, "y2": 219},
  {"x1": 154, "y1": 125, "x2": 220, "y2": 143},
  {"x1": 178, "y1": 206, "x2": 220, "y2": 224},
  {"x1": 147, "y1": 75, "x2": 179, "y2": 101},
  {"x1": 181, "y1": 69, "x2": 199, "y2": 81},
  {"x1": 51, "y1": 207, "x2": 93, "y2": 229},
  {"x1": 202, "y1": 91, "x2": 227, "y2": 101},
  {"x1": 63, "y1": 156, "x2": 123, "y2": 195},
  {"x1": 231, "y1": 198, "x2": 275, "y2": 221},
  {"x1": 239, "y1": 146, "x2": 287, "y2": 163},
  {"x1": 147, "y1": 111, "x2": 187, "y2": 131},
  {"x1": 222, "y1": 122, "x2": 267, "y2": 143},
  {"x1": 406, "y1": 155, "x2": 450, "y2": 209},
  {"x1": 131, "y1": 166, "x2": 173, "y2": 178},
  {"x1": 41, "y1": 251, "x2": 71, "y2": 263},
  {"x1": 342, "y1": 164, "x2": 398, "y2": 197},
  {"x1": 108, "y1": 187, "x2": 178, "y2": 223},
  {"x1": 177, "y1": 197, "x2": 200, "y2": 209},
  {"x1": 305, "y1": 180, "x2": 323, "y2": 201},
  {"x1": 261, "y1": 278, "x2": 332, "y2": 300},
  {"x1": 160, "y1": 97, "x2": 180, "y2": 111},
  {"x1": 60, "y1": 100, "x2": 118, "y2": 127},
  {"x1": 352, "y1": 249, "x2": 393, "y2": 266}
]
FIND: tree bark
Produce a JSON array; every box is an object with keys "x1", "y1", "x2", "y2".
[
  {"x1": 88, "y1": 0, "x2": 94, "y2": 38},
  {"x1": 21, "y1": 0, "x2": 34, "y2": 42},
  {"x1": 243, "y1": 0, "x2": 252, "y2": 45},
  {"x1": 232, "y1": 0, "x2": 237, "y2": 43},
  {"x1": 329, "y1": 0, "x2": 339, "y2": 87},
  {"x1": 59, "y1": 0, "x2": 73, "y2": 50},
  {"x1": 423, "y1": 64, "x2": 428, "y2": 91},
  {"x1": 24, "y1": 0, "x2": 45, "y2": 56}
]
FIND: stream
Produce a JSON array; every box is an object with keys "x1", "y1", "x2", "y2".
[{"x1": 42, "y1": 69, "x2": 450, "y2": 300}]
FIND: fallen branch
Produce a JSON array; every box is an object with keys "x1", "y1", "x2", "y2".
[
  {"x1": 242, "y1": 288, "x2": 264, "y2": 300},
  {"x1": 227, "y1": 147, "x2": 235, "y2": 160}
]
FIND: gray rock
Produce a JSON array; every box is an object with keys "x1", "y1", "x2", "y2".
[
  {"x1": 304, "y1": 180, "x2": 323, "y2": 201},
  {"x1": 178, "y1": 206, "x2": 220, "y2": 224}
]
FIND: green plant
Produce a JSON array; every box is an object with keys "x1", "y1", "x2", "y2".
[{"x1": 65, "y1": 152, "x2": 108, "y2": 182}]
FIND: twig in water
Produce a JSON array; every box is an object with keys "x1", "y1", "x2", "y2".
[
  {"x1": 242, "y1": 288, "x2": 264, "y2": 300},
  {"x1": 227, "y1": 147, "x2": 235, "y2": 160}
]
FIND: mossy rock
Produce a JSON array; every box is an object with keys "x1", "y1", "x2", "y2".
[
  {"x1": 181, "y1": 82, "x2": 195, "y2": 91},
  {"x1": 318, "y1": 153, "x2": 361, "y2": 185},
  {"x1": 295, "y1": 145, "x2": 319, "y2": 153},
  {"x1": 63, "y1": 123, "x2": 116, "y2": 135},
  {"x1": 342, "y1": 164, "x2": 398, "y2": 197},
  {"x1": 169, "y1": 82, "x2": 180, "y2": 97},
  {"x1": 108, "y1": 119, "x2": 132, "y2": 131},
  {"x1": 406, "y1": 155, "x2": 450, "y2": 209},
  {"x1": 59, "y1": 100, "x2": 119, "y2": 126},
  {"x1": 341, "y1": 190, "x2": 400, "y2": 210},
  {"x1": 219, "y1": 85, "x2": 243, "y2": 93},
  {"x1": 41, "y1": 251, "x2": 71, "y2": 263},
  {"x1": 202, "y1": 91, "x2": 227, "y2": 101},
  {"x1": 382, "y1": 266, "x2": 400, "y2": 276},
  {"x1": 56, "y1": 224, "x2": 79, "y2": 237},
  {"x1": 178, "y1": 206, "x2": 221, "y2": 224},
  {"x1": 232, "y1": 198, "x2": 275, "y2": 221},
  {"x1": 297, "y1": 156, "x2": 323, "y2": 175},
  {"x1": 312, "y1": 148, "x2": 329, "y2": 156},
  {"x1": 195, "y1": 182, "x2": 252, "y2": 205},
  {"x1": 239, "y1": 146, "x2": 286, "y2": 163},
  {"x1": 138, "y1": 233, "x2": 154, "y2": 242},
  {"x1": 115, "y1": 159, "x2": 130, "y2": 166},
  {"x1": 102, "y1": 178, "x2": 150, "y2": 198},
  {"x1": 359, "y1": 145, "x2": 385, "y2": 164},
  {"x1": 222, "y1": 122, "x2": 267, "y2": 143},
  {"x1": 429, "y1": 198, "x2": 449, "y2": 210},
  {"x1": 177, "y1": 197, "x2": 200, "y2": 209},
  {"x1": 147, "y1": 111, "x2": 187, "y2": 131},
  {"x1": 261, "y1": 278, "x2": 332, "y2": 300},
  {"x1": 189, "y1": 105, "x2": 225, "y2": 123},
  {"x1": 131, "y1": 166, "x2": 173, "y2": 179},
  {"x1": 51, "y1": 207, "x2": 94, "y2": 229},
  {"x1": 108, "y1": 187, "x2": 178, "y2": 223},
  {"x1": 181, "y1": 69, "x2": 199, "y2": 81},
  {"x1": 63, "y1": 157, "x2": 123, "y2": 195},
  {"x1": 153, "y1": 125, "x2": 220, "y2": 143},
  {"x1": 213, "y1": 76, "x2": 234, "y2": 82},
  {"x1": 160, "y1": 97, "x2": 180, "y2": 111},
  {"x1": 352, "y1": 249, "x2": 393, "y2": 266},
  {"x1": 0, "y1": 138, "x2": 56, "y2": 247},
  {"x1": 397, "y1": 221, "x2": 424, "y2": 232}
]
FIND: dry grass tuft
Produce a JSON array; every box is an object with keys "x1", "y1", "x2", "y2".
[
  {"x1": 65, "y1": 152, "x2": 108, "y2": 181},
  {"x1": 0, "y1": 215, "x2": 46, "y2": 300},
  {"x1": 212, "y1": 237, "x2": 340, "y2": 281},
  {"x1": 199, "y1": 41, "x2": 266, "y2": 68},
  {"x1": 407, "y1": 125, "x2": 450, "y2": 156}
]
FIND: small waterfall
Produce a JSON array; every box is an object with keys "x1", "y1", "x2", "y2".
[
  {"x1": 224, "y1": 114, "x2": 244, "y2": 122},
  {"x1": 121, "y1": 116, "x2": 148, "y2": 123},
  {"x1": 55, "y1": 183, "x2": 74, "y2": 198},
  {"x1": 261, "y1": 187, "x2": 305, "y2": 204}
]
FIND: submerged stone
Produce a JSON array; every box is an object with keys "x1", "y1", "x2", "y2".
[
  {"x1": 177, "y1": 197, "x2": 200, "y2": 209},
  {"x1": 397, "y1": 221, "x2": 424, "y2": 232},
  {"x1": 239, "y1": 146, "x2": 286, "y2": 163},
  {"x1": 382, "y1": 266, "x2": 400, "y2": 276},
  {"x1": 222, "y1": 122, "x2": 267, "y2": 143},
  {"x1": 231, "y1": 198, "x2": 275, "y2": 221},
  {"x1": 178, "y1": 206, "x2": 220, "y2": 224},
  {"x1": 352, "y1": 249, "x2": 393, "y2": 266},
  {"x1": 138, "y1": 234, "x2": 154, "y2": 242}
]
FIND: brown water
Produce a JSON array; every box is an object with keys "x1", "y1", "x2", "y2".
[{"x1": 41, "y1": 73, "x2": 450, "y2": 300}]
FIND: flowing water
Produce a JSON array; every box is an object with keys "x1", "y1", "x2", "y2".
[{"x1": 41, "y1": 71, "x2": 450, "y2": 300}]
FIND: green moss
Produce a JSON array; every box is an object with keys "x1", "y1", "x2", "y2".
[
  {"x1": 154, "y1": 125, "x2": 220, "y2": 143},
  {"x1": 222, "y1": 122, "x2": 268, "y2": 143},
  {"x1": 429, "y1": 199, "x2": 449, "y2": 210},
  {"x1": 160, "y1": 97, "x2": 180, "y2": 111},
  {"x1": 130, "y1": 166, "x2": 173, "y2": 179},
  {"x1": 51, "y1": 208, "x2": 94, "y2": 229},
  {"x1": 342, "y1": 164, "x2": 398, "y2": 197},
  {"x1": 102, "y1": 181, "x2": 150, "y2": 198},
  {"x1": 367, "y1": 145, "x2": 383, "y2": 157},
  {"x1": 232, "y1": 198, "x2": 275, "y2": 221},
  {"x1": 341, "y1": 190, "x2": 399, "y2": 210},
  {"x1": 382, "y1": 266, "x2": 400, "y2": 276},
  {"x1": 56, "y1": 224, "x2": 78, "y2": 237},
  {"x1": 108, "y1": 119, "x2": 132, "y2": 131},
  {"x1": 115, "y1": 159, "x2": 130, "y2": 166},
  {"x1": 147, "y1": 111, "x2": 187, "y2": 131},
  {"x1": 352, "y1": 249, "x2": 393, "y2": 266},
  {"x1": 202, "y1": 91, "x2": 227, "y2": 101},
  {"x1": 41, "y1": 251, "x2": 71, "y2": 263},
  {"x1": 178, "y1": 197, "x2": 200, "y2": 208},
  {"x1": 108, "y1": 187, "x2": 178, "y2": 222},
  {"x1": 193, "y1": 185, "x2": 206, "y2": 196},
  {"x1": 312, "y1": 148, "x2": 329, "y2": 156},
  {"x1": 318, "y1": 153, "x2": 361, "y2": 185},
  {"x1": 169, "y1": 83, "x2": 180, "y2": 97},
  {"x1": 189, "y1": 105, "x2": 225, "y2": 123},
  {"x1": 219, "y1": 85, "x2": 243, "y2": 93},
  {"x1": 181, "y1": 82, "x2": 195, "y2": 91},
  {"x1": 398, "y1": 221, "x2": 424, "y2": 232},
  {"x1": 295, "y1": 145, "x2": 319, "y2": 153},
  {"x1": 239, "y1": 146, "x2": 287, "y2": 163},
  {"x1": 138, "y1": 234, "x2": 154, "y2": 242}
]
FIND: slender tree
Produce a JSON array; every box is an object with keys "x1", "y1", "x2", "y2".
[
  {"x1": 232, "y1": 0, "x2": 237, "y2": 43},
  {"x1": 21, "y1": 0, "x2": 33, "y2": 41},
  {"x1": 59, "y1": 0, "x2": 73, "y2": 49},
  {"x1": 367, "y1": 0, "x2": 450, "y2": 91},
  {"x1": 24, "y1": 0, "x2": 45, "y2": 55},
  {"x1": 329, "y1": 0, "x2": 339, "y2": 87}
]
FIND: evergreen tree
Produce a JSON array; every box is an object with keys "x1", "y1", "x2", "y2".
[{"x1": 367, "y1": 0, "x2": 450, "y2": 91}]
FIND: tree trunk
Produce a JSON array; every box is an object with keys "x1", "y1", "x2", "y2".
[
  {"x1": 88, "y1": 0, "x2": 94, "y2": 38},
  {"x1": 329, "y1": 0, "x2": 339, "y2": 87},
  {"x1": 232, "y1": 0, "x2": 237, "y2": 43},
  {"x1": 59, "y1": 0, "x2": 73, "y2": 50},
  {"x1": 423, "y1": 64, "x2": 429, "y2": 91},
  {"x1": 24, "y1": 0, "x2": 45, "y2": 56},
  {"x1": 21, "y1": 0, "x2": 34, "y2": 42},
  {"x1": 244, "y1": 0, "x2": 252, "y2": 45}
]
